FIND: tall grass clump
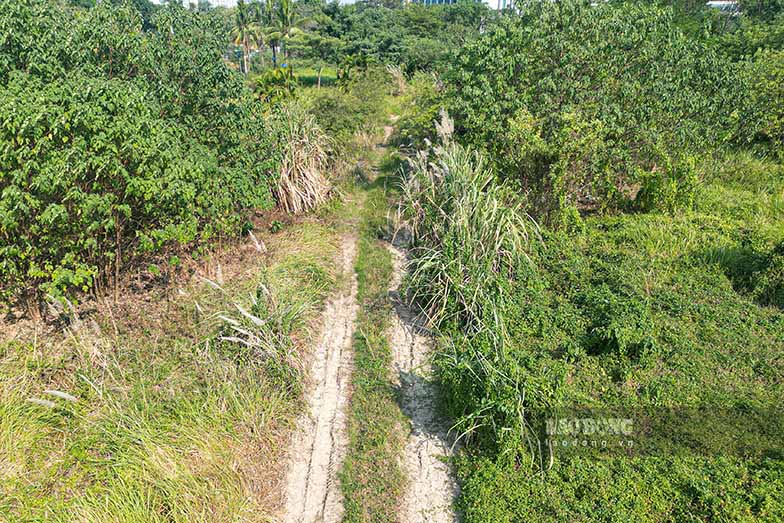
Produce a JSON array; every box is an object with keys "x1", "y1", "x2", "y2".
[
  {"x1": 399, "y1": 113, "x2": 538, "y2": 337},
  {"x1": 397, "y1": 114, "x2": 548, "y2": 452},
  {"x1": 269, "y1": 102, "x2": 332, "y2": 214}
]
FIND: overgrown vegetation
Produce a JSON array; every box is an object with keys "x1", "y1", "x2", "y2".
[
  {"x1": 395, "y1": 0, "x2": 784, "y2": 521},
  {"x1": 225, "y1": 0, "x2": 496, "y2": 76},
  {"x1": 4, "y1": 0, "x2": 784, "y2": 520},
  {"x1": 269, "y1": 102, "x2": 331, "y2": 214},
  {"x1": 0, "y1": 1, "x2": 281, "y2": 306},
  {"x1": 0, "y1": 0, "x2": 342, "y2": 309},
  {"x1": 0, "y1": 222, "x2": 341, "y2": 522},
  {"x1": 444, "y1": 1, "x2": 749, "y2": 223}
]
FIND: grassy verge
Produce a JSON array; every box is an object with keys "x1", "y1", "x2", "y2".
[
  {"x1": 340, "y1": 154, "x2": 407, "y2": 523},
  {"x1": 295, "y1": 67, "x2": 338, "y2": 88},
  {"x1": 0, "y1": 221, "x2": 342, "y2": 522}
]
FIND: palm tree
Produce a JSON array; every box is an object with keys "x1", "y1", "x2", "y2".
[
  {"x1": 247, "y1": 0, "x2": 273, "y2": 68},
  {"x1": 229, "y1": 0, "x2": 252, "y2": 75},
  {"x1": 267, "y1": 0, "x2": 310, "y2": 65}
]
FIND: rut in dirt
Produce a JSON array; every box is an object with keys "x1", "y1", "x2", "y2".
[
  {"x1": 282, "y1": 234, "x2": 358, "y2": 523},
  {"x1": 388, "y1": 244, "x2": 459, "y2": 523}
]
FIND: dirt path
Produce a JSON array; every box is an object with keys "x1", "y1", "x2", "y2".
[
  {"x1": 388, "y1": 245, "x2": 459, "y2": 523},
  {"x1": 282, "y1": 234, "x2": 359, "y2": 523}
]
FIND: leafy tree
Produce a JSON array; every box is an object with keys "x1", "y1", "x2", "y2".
[
  {"x1": 739, "y1": 0, "x2": 784, "y2": 21},
  {"x1": 230, "y1": 0, "x2": 254, "y2": 74},
  {"x1": 746, "y1": 48, "x2": 784, "y2": 151},
  {"x1": 289, "y1": 31, "x2": 343, "y2": 86},
  {"x1": 267, "y1": 0, "x2": 312, "y2": 63},
  {"x1": 303, "y1": 1, "x2": 493, "y2": 73},
  {"x1": 444, "y1": 0, "x2": 745, "y2": 221},
  {"x1": 714, "y1": 13, "x2": 784, "y2": 57}
]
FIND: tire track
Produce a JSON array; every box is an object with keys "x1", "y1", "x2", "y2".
[
  {"x1": 282, "y1": 234, "x2": 358, "y2": 523},
  {"x1": 387, "y1": 244, "x2": 459, "y2": 523}
]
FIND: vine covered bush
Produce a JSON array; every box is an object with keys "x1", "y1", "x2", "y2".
[{"x1": 0, "y1": 0, "x2": 280, "y2": 306}]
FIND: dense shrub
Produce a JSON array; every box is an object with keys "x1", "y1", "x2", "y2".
[
  {"x1": 714, "y1": 12, "x2": 784, "y2": 58},
  {"x1": 390, "y1": 71, "x2": 444, "y2": 150},
  {"x1": 0, "y1": 0, "x2": 279, "y2": 305},
  {"x1": 302, "y1": 89, "x2": 369, "y2": 145},
  {"x1": 444, "y1": 0, "x2": 746, "y2": 221},
  {"x1": 746, "y1": 49, "x2": 784, "y2": 152},
  {"x1": 301, "y1": 67, "x2": 391, "y2": 148},
  {"x1": 251, "y1": 67, "x2": 298, "y2": 104}
]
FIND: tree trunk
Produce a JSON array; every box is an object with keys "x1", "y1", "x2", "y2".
[
  {"x1": 272, "y1": 44, "x2": 278, "y2": 68},
  {"x1": 243, "y1": 37, "x2": 249, "y2": 75}
]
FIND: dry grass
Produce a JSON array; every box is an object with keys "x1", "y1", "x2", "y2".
[
  {"x1": 272, "y1": 103, "x2": 332, "y2": 215},
  {"x1": 0, "y1": 220, "x2": 342, "y2": 523},
  {"x1": 386, "y1": 64, "x2": 407, "y2": 96}
]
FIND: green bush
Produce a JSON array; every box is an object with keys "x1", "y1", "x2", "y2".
[
  {"x1": 444, "y1": 0, "x2": 745, "y2": 221},
  {"x1": 636, "y1": 156, "x2": 701, "y2": 214},
  {"x1": 746, "y1": 49, "x2": 784, "y2": 153},
  {"x1": 390, "y1": 71, "x2": 443, "y2": 150},
  {"x1": 0, "y1": 0, "x2": 279, "y2": 305},
  {"x1": 251, "y1": 67, "x2": 298, "y2": 104},
  {"x1": 301, "y1": 88, "x2": 368, "y2": 145},
  {"x1": 301, "y1": 67, "x2": 390, "y2": 147}
]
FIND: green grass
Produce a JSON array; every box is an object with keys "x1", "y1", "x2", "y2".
[
  {"x1": 0, "y1": 221, "x2": 342, "y2": 523},
  {"x1": 401, "y1": 143, "x2": 784, "y2": 521},
  {"x1": 295, "y1": 67, "x2": 338, "y2": 88},
  {"x1": 340, "y1": 152, "x2": 407, "y2": 523}
]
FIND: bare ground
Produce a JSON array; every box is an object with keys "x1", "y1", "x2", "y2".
[
  {"x1": 281, "y1": 234, "x2": 359, "y2": 523},
  {"x1": 387, "y1": 245, "x2": 459, "y2": 523}
]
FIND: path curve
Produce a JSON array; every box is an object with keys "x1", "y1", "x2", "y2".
[
  {"x1": 282, "y1": 234, "x2": 358, "y2": 523},
  {"x1": 388, "y1": 244, "x2": 459, "y2": 523}
]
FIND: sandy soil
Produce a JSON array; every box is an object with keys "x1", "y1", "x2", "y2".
[
  {"x1": 281, "y1": 234, "x2": 359, "y2": 523},
  {"x1": 387, "y1": 244, "x2": 459, "y2": 523}
]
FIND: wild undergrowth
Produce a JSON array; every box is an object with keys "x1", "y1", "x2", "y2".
[
  {"x1": 0, "y1": 222, "x2": 341, "y2": 522},
  {"x1": 0, "y1": 1, "x2": 283, "y2": 306},
  {"x1": 398, "y1": 126, "x2": 784, "y2": 520},
  {"x1": 398, "y1": 114, "x2": 538, "y2": 338}
]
